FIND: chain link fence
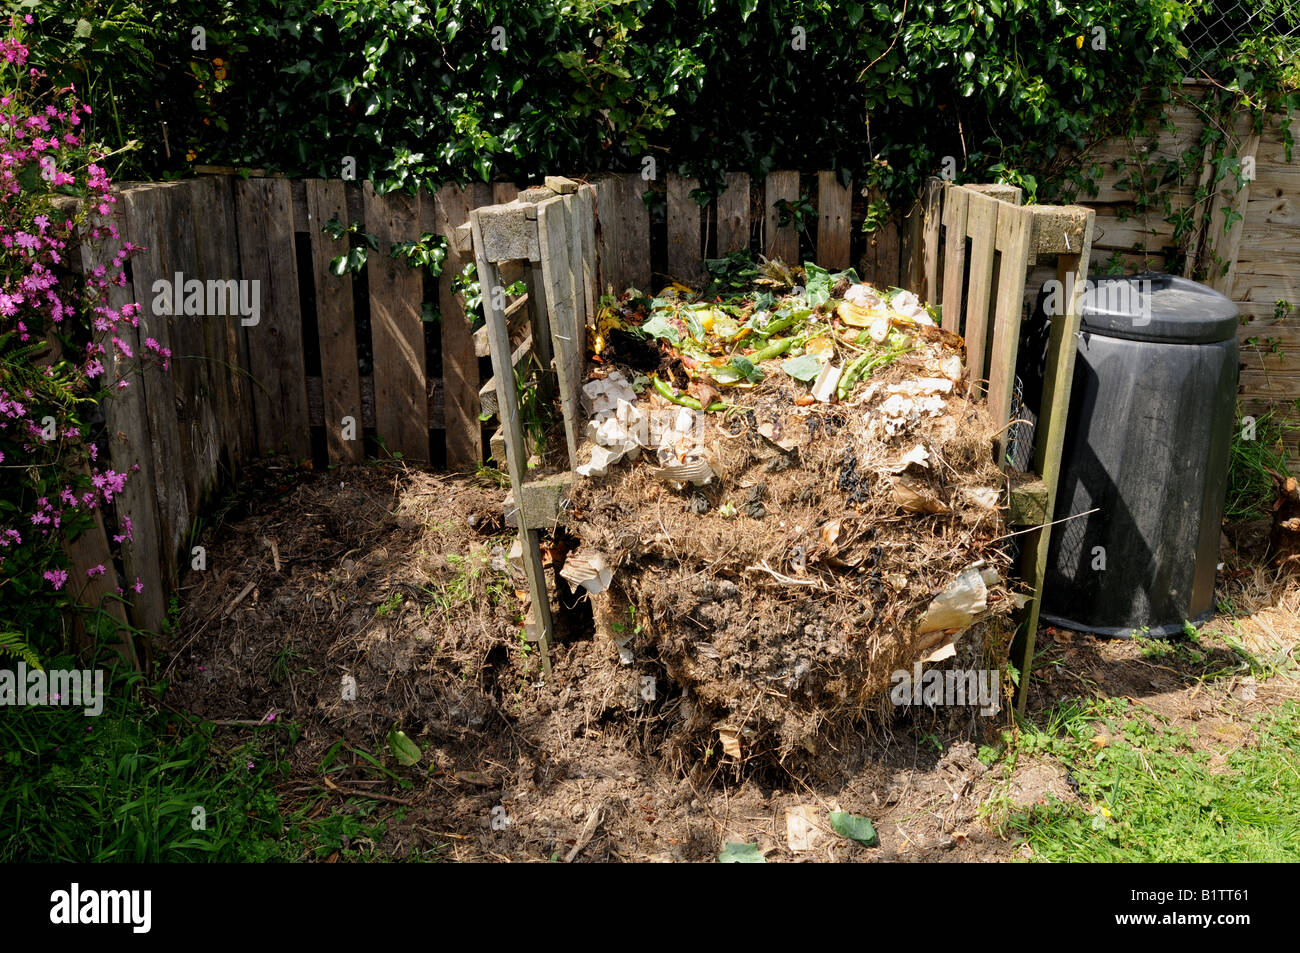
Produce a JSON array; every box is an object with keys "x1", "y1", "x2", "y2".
[{"x1": 1181, "y1": 0, "x2": 1300, "y2": 78}]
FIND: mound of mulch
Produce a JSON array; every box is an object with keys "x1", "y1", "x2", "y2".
[{"x1": 565, "y1": 345, "x2": 1019, "y2": 768}]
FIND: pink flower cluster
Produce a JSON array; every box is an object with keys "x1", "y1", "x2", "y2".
[{"x1": 0, "y1": 21, "x2": 144, "y2": 599}]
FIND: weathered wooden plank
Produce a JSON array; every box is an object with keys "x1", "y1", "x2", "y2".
[
  {"x1": 174, "y1": 179, "x2": 230, "y2": 503},
  {"x1": 538, "y1": 195, "x2": 582, "y2": 468},
  {"x1": 667, "y1": 174, "x2": 701, "y2": 285},
  {"x1": 592, "y1": 172, "x2": 651, "y2": 293},
  {"x1": 1013, "y1": 212, "x2": 1094, "y2": 716},
  {"x1": 364, "y1": 185, "x2": 427, "y2": 462},
  {"x1": 717, "y1": 172, "x2": 751, "y2": 255},
  {"x1": 80, "y1": 195, "x2": 168, "y2": 636},
  {"x1": 233, "y1": 178, "x2": 311, "y2": 461},
  {"x1": 988, "y1": 202, "x2": 1034, "y2": 461},
  {"x1": 962, "y1": 190, "x2": 999, "y2": 393},
  {"x1": 469, "y1": 213, "x2": 554, "y2": 675},
  {"x1": 918, "y1": 176, "x2": 943, "y2": 303},
  {"x1": 432, "y1": 182, "x2": 492, "y2": 469},
  {"x1": 206, "y1": 176, "x2": 257, "y2": 472},
  {"x1": 305, "y1": 180, "x2": 364, "y2": 464},
  {"x1": 764, "y1": 170, "x2": 800, "y2": 265},
  {"x1": 123, "y1": 185, "x2": 190, "y2": 589},
  {"x1": 816, "y1": 170, "x2": 852, "y2": 270},
  {"x1": 64, "y1": 502, "x2": 136, "y2": 665},
  {"x1": 577, "y1": 184, "x2": 598, "y2": 324},
  {"x1": 161, "y1": 182, "x2": 223, "y2": 514},
  {"x1": 940, "y1": 185, "x2": 969, "y2": 334}
]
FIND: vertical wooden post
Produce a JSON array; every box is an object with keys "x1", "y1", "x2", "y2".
[
  {"x1": 1012, "y1": 210, "x2": 1095, "y2": 715},
  {"x1": 470, "y1": 209, "x2": 554, "y2": 677}
]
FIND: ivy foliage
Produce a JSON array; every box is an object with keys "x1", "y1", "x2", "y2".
[{"x1": 14, "y1": 0, "x2": 1300, "y2": 213}]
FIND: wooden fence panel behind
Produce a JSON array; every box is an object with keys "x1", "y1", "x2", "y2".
[
  {"x1": 717, "y1": 172, "x2": 750, "y2": 255},
  {"x1": 165, "y1": 182, "x2": 223, "y2": 510},
  {"x1": 667, "y1": 174, "x2": 702, "y2": 284},
  {"x1": 190, "y1": 177, "x2": 246, "y2": 476},
  {"x1": 816, "y1": 171, "x2": 852, "y2": 270},
  {"x1": 306, "y1": 179, "x2": 364, "y2": 465},
  {"x1": 233, "y1": 178, "x2": 311, "y2": 462},
  {"x1": 91, "y1": 197, "x2": 167, "y2": 635},
  {"x1": 123, "y1": 184, "x2": 190, "y2": 587},
  {"x1": 365, "y1": 185, "x2": 428, "y2": 462},
  {"x1": 764, "y1": 170, "x2": 800, "y2": 264},
  {"x1": 592, "y1": 172, "x2": 651, "y2": 294},
  {"x1": 208, "y1": 175, "x2": 256, "y2": 473},
  {"x1": 432, "y1": 182, "x2": 492, "y2": 469}
]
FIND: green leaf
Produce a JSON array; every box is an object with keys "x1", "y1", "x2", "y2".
[
  {"x1": 781, "y1": 353, "x2": 823, "y2": 382},
  {"x1": 804, "y1": 262, "x2": 832, "y2": 307},
  {"x1": 387, "y1": 729, "x2": 422, "y2": 766},
  {"x1": 829, "y1": 811, "x2": 879, "y2": 846},
  {"x1": 639, "y1": 311, "x2": 682, "y2": 346},
  {"x1": 718, "y1": 841, "x2": 765, "y2": 863}
]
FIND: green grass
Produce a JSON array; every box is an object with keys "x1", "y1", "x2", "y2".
[
  {"x1": 0, "y1": 647, "x2": 429, "y2": 862},
  {"x1": 1225, "y1": 402, "x2": 1297, "y2": 522},
  {"x1": 990, "y1": 697, "x2": 1300, "y2": 862}
]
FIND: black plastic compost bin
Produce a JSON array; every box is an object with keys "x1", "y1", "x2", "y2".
[{"x1": 1024, "y1": 273, "x2": 1239, "y2": 638}]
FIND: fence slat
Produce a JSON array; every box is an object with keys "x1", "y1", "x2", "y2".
[
  {"x1": 987, "y1": 202, "x2": 1034, "y2": 460},
  {"x1": 962, "y1": 189, "x2": 1000, "y2": 394},
  {"x1": 433, "y1": 183, "x2": 492, "y2": 469},
  {"x1": 168, "y1": 181, "x2": 224, "y2": 508},
  {"x1": 364, "y1": 185, "x2": 427, "y2": 462},
  {"x1": 188, "y1": 178, "x2": 234, "y2": 481},
  {"x1": 538, "y1": 195, "x2": 582, "y2": 467},
  {"x1": 577, "y1": 184, "x2": 598, "y2": 325},
  {"x1": 940, "y1": 185, "x2": 969, "y2": 333},
  {"x1": 306, "y1": 179, "x2": 364, "y2": 464},
  {"x1": 202, "y1": 177, "x2": 256, "y2": 473},
  {"x1": 593, "y1": 173, "x2": 650, "y2": 294},
  {"x1": 816, "y1": 171, "x2": 852, "y2": 269},
  {"x1": 764, "y1": 170, "x2": 800, "y2": 264},
  {"x1": 667, "y1": 174, "x2": 701, "y2": 284},
  {"x1": 234, "y1": 178, "x2": 312, "y2": 460},
  {"x1": 124, "y1": 185, "x2": 190, "y2": 588},
  {"x1": 717, "y1": 172, "x2": 751, "y2": 254},
  {"x1": 919, "y1": 177, "x2": 944, "y2": 304},
  {"x1": 493, "y1": 181, "x2": 520, "y2": 205}
]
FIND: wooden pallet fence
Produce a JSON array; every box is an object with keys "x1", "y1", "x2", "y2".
[
  {"x1": 56, "y1": 176, "x2": 498, "y2": 649},
  {"x1": 918, "y1": 178, "x2": 1095, "y2": 714}
]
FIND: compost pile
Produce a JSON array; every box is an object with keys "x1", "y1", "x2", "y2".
[{"x1": 562, "y1": 261, "x2": 1019, "y2": 766}]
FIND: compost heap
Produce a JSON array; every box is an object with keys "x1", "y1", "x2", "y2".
[{"x1": 561, "y1": 261, "x2": 1018, "y2": 766}]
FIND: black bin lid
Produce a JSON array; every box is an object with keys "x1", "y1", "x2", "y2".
[{"x1": 1080, "y1": 273, "x2": 1238, "y2": 344}]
